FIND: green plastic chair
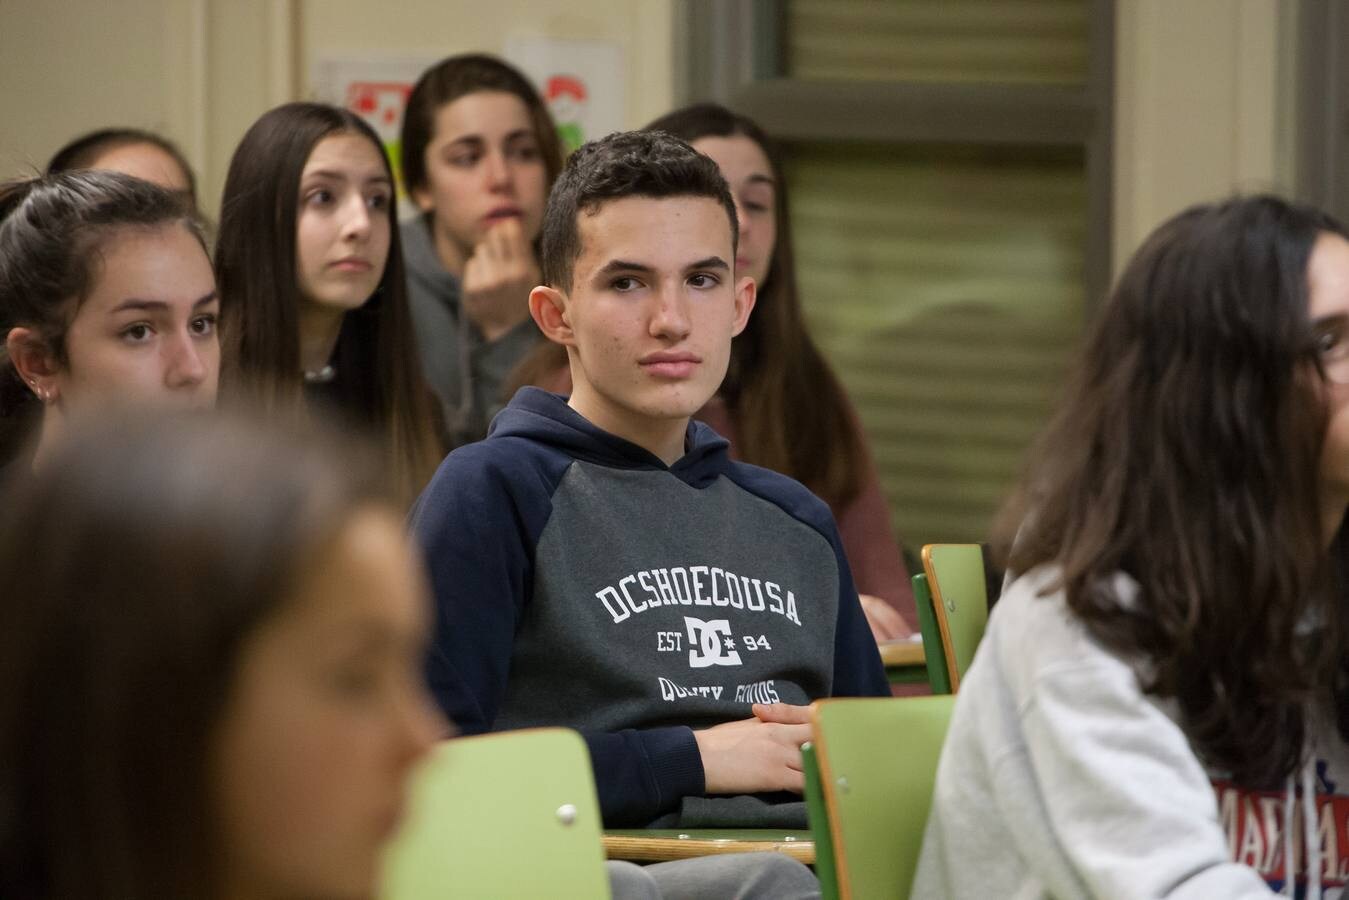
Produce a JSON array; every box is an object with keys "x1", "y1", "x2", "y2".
[
  {"x1": 380, "y1": 728, "x2": 611, "y2": 900},
  {"x1": 810, "y1": 696, "x2": 955, "y2": 900},
  {"x1": 910, "y1": 573, "x2": 952, "y2": 695},
  {"x1": 802, "y1": 741, "x2": 841, "y2": 900},
  {"x1": 921, "y1": 544, "x2": 989, "y2": 692}
]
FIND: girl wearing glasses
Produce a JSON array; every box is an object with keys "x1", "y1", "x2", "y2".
[{"x1": 916, "y1": 195, "x2": 1349, "y2": 898}]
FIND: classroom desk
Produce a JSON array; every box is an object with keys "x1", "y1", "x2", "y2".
[
  {"x1": 602, "y1": 644, "x2": 924, "y2": 867},
  {"x1": 602, "y1": 829, "x2": 815, "y2": 864},
  {"x1": 879, "y1": 638, "x2": 926, "y2": 684}
]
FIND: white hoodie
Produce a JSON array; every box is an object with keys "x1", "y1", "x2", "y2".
[{"x1": 912, "y1": 565, "x2": 1348, "y2": 899}]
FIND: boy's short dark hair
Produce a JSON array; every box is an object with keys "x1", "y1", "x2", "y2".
[{"x1": 539, "y1": 130, "x2": 739, "y2": 290}]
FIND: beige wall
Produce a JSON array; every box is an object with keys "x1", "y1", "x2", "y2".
[
  {"x1": 1112, "y1": 0, "x2": 1298, "y2": 271},
  {"x1": 298, "y1": 0, "x2": 673, "y2": 125},
  {"x1": 0, "y1": 0, "x2": 674, "y2": 219},
  {"x1": 0, "y1": 0, "x2": 185, "y2": 176},
  {"x1": 0, "y1": 0, "x2": 1308, "y2": 258}
]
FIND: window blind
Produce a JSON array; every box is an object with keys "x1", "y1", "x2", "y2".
[
  {"x1": 786, "y1": 0, "x2": 1090, "y2": 86},
  {"x1": 786, "y1": 142, "x2": 1087, "y2": 543}
]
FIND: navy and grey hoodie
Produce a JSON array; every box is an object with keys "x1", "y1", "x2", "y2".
[{"x1": 410, "y1": 387, "x2": 889, "y2": 827}]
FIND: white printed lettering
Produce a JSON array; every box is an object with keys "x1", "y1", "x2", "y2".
[
  {"x1": 659, "y1": 676, "x2": 724, "y2": 701},
  {"x1": 733, "y1": 679, "x2": 780, "y2": 704},
  {"x1": 591, "y1": 564, "x2": 805, "y2": 626},
  {"x1": 1236, "y1": 796, "x2": 1264, "y2": 868},
  {"x1": 670, "y1": 567, "x2": 693, "y2": 605},
  {"x1": 747, "y1": 578, "x2": 766, "y2": 611},
  {"x1": 725, "y1": 571, "x2": 744, "y2": 610},
  {"x1": 1317, "y1": 799, "x2": 1336, "y2": 883},
  {"x1": 766, "y1": 581, "x2": 784, "y2": 615},
  {"x1": 597, "y1": 586, "x2": 630, "y2": 623},
  {"x1": 637, "y1": 570, "x2": 659, "y2": 607},
  {"x1": 653, "y1": 568, "x2": 679, "y2": 605},
  {"x1": 1258, "y1": 796, "x2": 1282, "y2": 874},
  {"x1": 618, "y1": 574, "x2": 640, "y2": 612},
  {"x1": 691, "y1": 566, "x2": 711, "y2": 606}
]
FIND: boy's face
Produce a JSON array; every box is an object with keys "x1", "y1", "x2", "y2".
[{"x1": 558, "y1": 195, "x2": 755, "y2": 437}]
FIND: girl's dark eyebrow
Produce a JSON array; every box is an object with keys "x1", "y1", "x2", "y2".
[
  {"x1": 111, "y1": 292, "x2": 218, "y2": 314},
  {"x1": 446, "y1": 129, "x2": 535, "y2": 150},
  {"x1": 444, "y1": 135, "x2": 485, "y2": 151},
  {"x1": 302, "y1": 170, "x2": 392, "y2": 187}
]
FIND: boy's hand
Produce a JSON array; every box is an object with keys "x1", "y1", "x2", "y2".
[
  {"x1": 693, "y1": 708, "x2": 812, "y2": 794},
  {"x1": 859, "y1": 593, "x2": 914, "y2": 641},
  {"x1": 462, "y1": 218, "x2": 538, "y2": 342},
  {"x1": 750, "y1": 702, "x2": 811, "y2": 725}
]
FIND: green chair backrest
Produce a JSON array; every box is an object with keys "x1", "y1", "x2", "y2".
[
  {"x1": 380, "y1": 728, "x2": 611, "y2": 900},
  {"x1": 802, "y1": 741, "x2": 840, "y2": 900},
  {"x1": 812, "y1": 696, "x2": 955, "y2": 900},
  {"x1": 910, "y1": 573, "x2": 951, "y2": 695},
  {"x1": 922, "y1": 544, "x2": 989, "y2": 692}
]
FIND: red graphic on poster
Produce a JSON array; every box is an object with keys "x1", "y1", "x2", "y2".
[
  {"x1": 345, "y1": 81, "x2": 413, "y2": 134},
  {"x1": 341, "y1": 80, "x2": 415, "y2": 193},
  {"x1": 545, "y1": 75, "x2": 587, "y2": 154}
]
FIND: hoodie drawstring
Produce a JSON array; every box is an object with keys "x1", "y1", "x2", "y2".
[
  {"x1": 1301, "y1": 759, "x2": 1321, "y2": 900},
  {"x1": 1282, "y1": 778, "x2": 1296, "y2": 898}
]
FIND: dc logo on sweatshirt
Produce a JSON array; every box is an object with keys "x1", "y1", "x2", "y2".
[{"x1": 685, "y1": 616, "x2": 743, "y2": 668}]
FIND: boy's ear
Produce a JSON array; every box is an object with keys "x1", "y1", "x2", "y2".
[
  {"x1": 730, "y1": 275, "x2": 757, "y2": 337},
  {"x1": 529, "y1": 285, "x2": 576, "y2": 346}
]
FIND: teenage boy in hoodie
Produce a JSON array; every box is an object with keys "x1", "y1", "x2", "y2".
[{"x1": 410, "y1": 130, "x2": 889, "y2": 830}]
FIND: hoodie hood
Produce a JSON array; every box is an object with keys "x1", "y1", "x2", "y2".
[
  {"x1": 402, "y1": 214, "x2": 461, "y2": 312},
  {"x1": 490, "y1": 387, "x2": 731, "y2": 487}
]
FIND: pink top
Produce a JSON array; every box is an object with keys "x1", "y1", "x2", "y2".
[{"x1": 537, "y1": 365, "x2": 916, "y2": 627}]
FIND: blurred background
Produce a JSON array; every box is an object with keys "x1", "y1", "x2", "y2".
[{"x1": 3, "y1": 0, "x2": 1345, "y2": 551}]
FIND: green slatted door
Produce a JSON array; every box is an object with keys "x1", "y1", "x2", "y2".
[
  {"x1": 788, "y1": 143, "x2": 1086, "y2": 543},
  {"x1": 786, "y1": 0, "x2": 1089, "y2": 85},
  {"x1": 773, "y1": 0, "x2": 1095, "y2": 545}
]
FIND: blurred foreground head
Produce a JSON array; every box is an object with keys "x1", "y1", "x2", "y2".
[{"x1": 0, "y1": 409, "x2": 441, "y2": 899}]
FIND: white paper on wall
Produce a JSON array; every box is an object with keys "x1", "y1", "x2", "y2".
[
  {"x1": 503, "y1": 37, "x2": 626, "y2": 154},
  {"x1": 311, "y1": 55, "x2": 439, "y2": 196}
]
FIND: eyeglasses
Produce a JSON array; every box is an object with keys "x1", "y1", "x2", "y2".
[{"x1": 1312, "y1": 317, "x2": 1349, "y2": 384}]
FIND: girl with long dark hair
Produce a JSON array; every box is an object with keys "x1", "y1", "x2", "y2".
[
  {"x1": 0, "y1": 410, "x2": 442, "y2": 899},
  {"x1": 48, "y1": 126, "x2": 199, "y2": 208},
  {"x1": 511, "y1": 103, "x2": 915, "y2": 639},
  {"x1": 399, "y1": 53, "x2": 564, "y2": 446},
  {"x1": 0, "y1": 170, "x2": 216, "y2": 470},
  {"x1": 215, "y1": 102, "x2": 442, "y2": 504},
  {"x1": 915, "y1": 195, "x2": 1349, "y2": 898}
]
